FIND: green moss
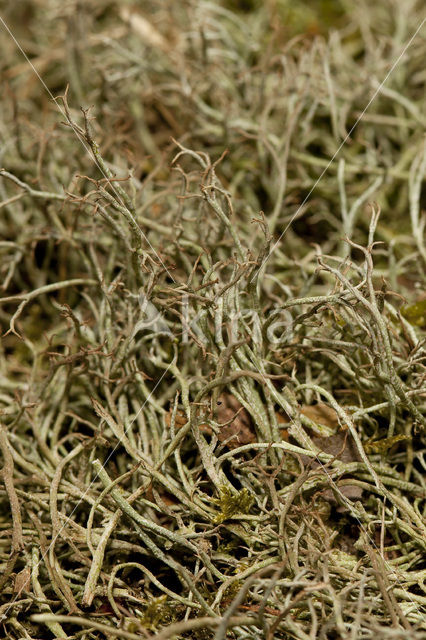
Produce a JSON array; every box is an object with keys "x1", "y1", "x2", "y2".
[
  {"x1": 138, "y1": 596, "x2": 179, "y2": 630},
  {"x1": 213, "y1": 485, "x2": 255, "y2": 523},
  {"x1": 401, "y1": 300, "x2": 426, "y2": 327}
]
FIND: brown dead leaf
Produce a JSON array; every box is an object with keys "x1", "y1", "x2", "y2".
[
  {"x1": 165, "y1": 408, "x2": 210, "y2": 434},
  {"x1": 276, "y1": 411, "x2": 290, "y2": 441},
  {"x1": 300, "y1": 404, "x2": 339, "y2": 429},
  {"x1": 306, "y1": 431, "x2": 363, "y2": 511},
  {"x1": 215, "y1": 394, "x2": 256, "y2": 450},
  {"x1": 13, "y1": 566, "x2": 31, "y2": 596},
  {"x1": 311, "y1": 431, "x2": 361, "y2": 464},
  {"x1": 145, "y1": 484, "x2": 178, "y2": 507},
  {"x1": 277, "y1": 403, "x2": 339, "y2": 433},
  {"x1": 165, "y1": 395, "x2": 255, "y2": 449},
  {"x1": 165, "y1": 408, "x2": 187, "y2": 430}
]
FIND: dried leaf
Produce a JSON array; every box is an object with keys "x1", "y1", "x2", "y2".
[
  {"x1": 13, "y1": 566, "x2": 31, "y2": 596},
  {"x1": 165, "y1": 407, "x2": 210, "y2": 433},
  {"x1": 304, "y1": 431, "x2": 363, "y2": 511},
  {"x1": 311, "y1": 431, "x2": 361, "y2": 463},
  {"x1": 119, "y1": 7, "x2": 169, "y2": 51},
  {"x1": 276, "y1": 411, "x2": 290, "y2": 441},
  {"x1": 146, "y1": 484, "x2": 178, "y2": 507},
  {"x1": 165, "y1": 408, "x2": 187, "y2": 430},
  {"x1": 277, "y1": 403, "x2": 339, "y2": 436},
  {"x1": 301, "y1": 404, "x2": 339, "y2": 429},
  {"x1": 275, "y1": 402, "x2": 339, "y2": 429},
  {"x1": 215, "y1": 393, "x2": 256, "y2": 450}
]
